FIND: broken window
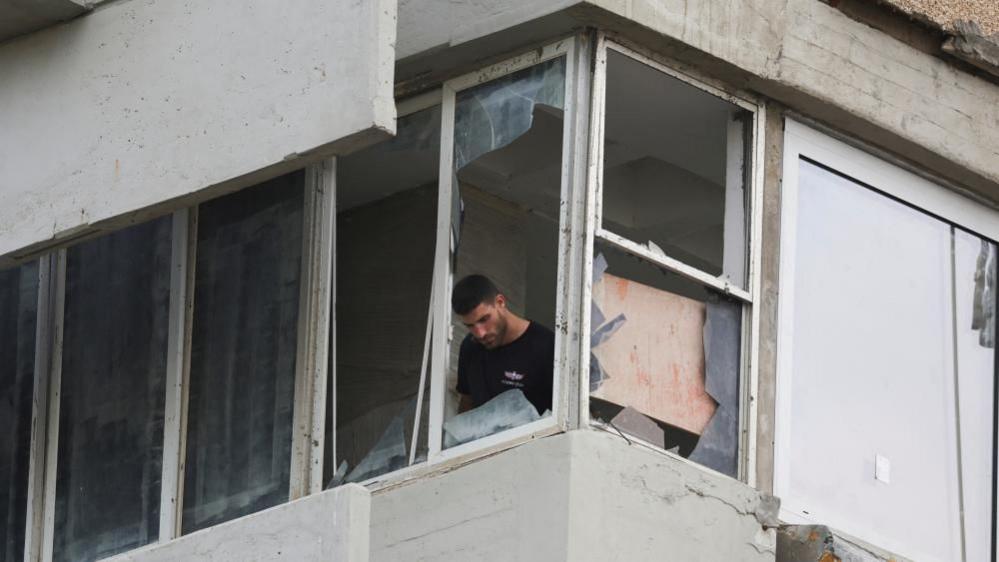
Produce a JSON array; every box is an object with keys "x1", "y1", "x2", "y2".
[
  {"x1": 329, "y1": 104, "x2": 440, "y2": 485},
  {"x1": 183, "y1": 173, "x2": 304, "y2": 532},
  {"x1": 590, "y1": 245, "x2": 742, "y2": 475},
  {"x1": 441, "y1": 54, "x2": 566, "y2": 449},
  {"x1": 586, "y1": 42, "x2": 755, "y2": 478},
  {"x1": 54, "y1": 218, "x2": 172, "y2": 562},
  {"x1": 0, "y1": 262, "x2": 37, "y2": 562},
  {"x1": 777, "y1": 152, "x2": 998, "y2": 562},
  {"x1": 601, "y1": 49, "x2": 749, "y2": 286}
]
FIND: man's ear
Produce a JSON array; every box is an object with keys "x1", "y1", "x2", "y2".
[{"x1": 494, "y1": 293, "x2": 507, "y2": 310}]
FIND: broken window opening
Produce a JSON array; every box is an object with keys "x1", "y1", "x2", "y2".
[
  {"x1": 442, "y1": 56, "x2": 567, "y2": 449},
  {"x1": 589, "y1": 243, "x2": 741, "y2": 476},
  {"x1": 54, "y1": 218, "x2": 172, "y2": 562},
  {"x1": 0, "y1": 262, "x2": 38, "y2": 562},
  {"x1": 328, "y1": 105, "x2": 440, "y2": 486},
  {"x1": 183, "y1": 172, "x2": 304, "y2": 533},
  {"x1": 601, "y1": 49, "x2": 750, "y2": 287}
]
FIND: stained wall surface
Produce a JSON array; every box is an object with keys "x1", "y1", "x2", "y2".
[{"x1": 0, "y1": 0, "x2": 396, "y2": 263}]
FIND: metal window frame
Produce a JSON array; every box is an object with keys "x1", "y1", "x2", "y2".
[
  {"x1": 581, "y1": 33, "x2": 766, "y2": 484},
  {"x1": 21, "y1": 163, "x2": 335, "y2": 561},
  {"x1": 776, "y1": 119, "x2": 999, "y2": 562}
]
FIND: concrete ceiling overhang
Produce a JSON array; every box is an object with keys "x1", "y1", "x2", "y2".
[{"x1": 0, "y1": 0, "x2": 89, "y2": 43}]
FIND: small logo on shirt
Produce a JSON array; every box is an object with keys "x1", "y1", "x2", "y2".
[{"x1": 504, "y1": 371, "x2": 524, "y2": 381}]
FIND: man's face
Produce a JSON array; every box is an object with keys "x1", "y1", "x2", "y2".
[{"x1": 459, "y1": 296, "x2": 508, "y2": 350}]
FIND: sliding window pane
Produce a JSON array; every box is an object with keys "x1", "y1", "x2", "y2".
[
  {"x1": 55, "y1": 219, "x2": 172, "y2": 562},
  {"x1": 183, "y1": 173, "x2": 304, "y2": 533},
  {"x1": 785, "y1": 159, "x2": 960, "y2": 561},
  {"x1": 331, "y1": 106, "x2": 439, "y2": 485},
  {"x1": 602, "y1": 50, "x2": 749, "y2": 285},
  {"x1": 0, "y1": 263, "x2": 38, "y2": 562},
  {"x1": 444, "y1": 58, "x2": 565, "y2": 448}
]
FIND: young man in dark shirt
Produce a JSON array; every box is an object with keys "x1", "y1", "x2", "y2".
[{"x1": 452, "y1": 274, "x2": 555, "y2": 415}]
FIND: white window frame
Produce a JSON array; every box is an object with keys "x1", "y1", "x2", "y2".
[
  {"x1": 16, "y1": 162, "x2": 335, "y2": 562},
  {"x1": 581, "y1": 34, "x2": 767, "y2": 485},
  {"x1": 775, "y1": 118, "x2": 999, "y2": 558},
  {"x1": 334, "y1": 35, "x2": 594, "y2": 491}
]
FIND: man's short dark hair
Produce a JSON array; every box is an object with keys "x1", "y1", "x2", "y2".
[{"x1": 452, "y1": 274, "x2": 499, "y2": 315}]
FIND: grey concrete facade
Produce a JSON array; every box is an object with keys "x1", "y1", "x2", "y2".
[
  {"x1": 0, "y1": 0, "x2": 396, "y2": 265},
  {"x1": 372, "y1": 430, "x2": 777, "y2": 562},
  {"x1": 103, "y1": 485, "x2": 371, "y2": 562}
]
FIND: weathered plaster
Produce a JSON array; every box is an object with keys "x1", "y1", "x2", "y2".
[
  {"x1": 754, "y1": 101, "x2": 786, "y2": 496},
  {"x1": 105, "y1": 484, "x2": 371, "y2": 562},
  {"x1": 370, "y1": 430, "x2": 776, "y2": 562},
  {"x1": 0, "y1": 0, "x2": 397, "y2": 263}
]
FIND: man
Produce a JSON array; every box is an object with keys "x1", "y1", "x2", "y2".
[{"x1": 452, "y1": 274, "x2": 555, "y2": 415}]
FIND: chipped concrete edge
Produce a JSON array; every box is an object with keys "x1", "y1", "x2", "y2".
[
  {"x1": 777, "y1": 525, "x2": 914, "y2": 562},
  {"x1": 942, "y1": 20, "x2": 999, "y2": 77}
]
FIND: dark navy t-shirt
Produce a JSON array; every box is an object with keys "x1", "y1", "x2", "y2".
[{"x1": 456, "y1": 322, "x2": 555, "y2": 414}]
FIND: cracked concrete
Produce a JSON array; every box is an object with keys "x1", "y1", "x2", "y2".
[{"x1": 371, "y1": 430, "x2": 776, "y2": 562}]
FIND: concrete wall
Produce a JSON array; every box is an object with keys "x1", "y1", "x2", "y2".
[
  {"x1": 106, "y1": 484, "x2": 371, "y2": 562},
  {"x1": 396, "y1": 0, "x2": 999, "y2": 202},
  {"x1": 370, "y1": 430, "x2": 776, "y2": 562},
  {"x1": 0, "y1": 0, "x2": 397, "y2": 264}
]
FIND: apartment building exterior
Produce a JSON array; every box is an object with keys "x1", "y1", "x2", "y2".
[{"x1": 1, "y1": 1, "x2": 997, "y2": 561}]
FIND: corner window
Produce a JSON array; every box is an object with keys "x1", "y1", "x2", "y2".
[{"x1": 584, "y1": 39, "x2": 760, "y2": 479}]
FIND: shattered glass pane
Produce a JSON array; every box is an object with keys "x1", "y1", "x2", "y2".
[
  {"x1": 444, "y1": 57, "x2": 567, "y2": 446},
  {"x1": 443, "y1": 389, "x2": 542, "y2": 448},
  {"x1": 184, "y1": 173, "x2": 304, "y2": 533},
  {"x1": 0, "y1": 262, "x2": 37, "y2": 562},
  {"x1": 589, "y1": 244, "x2": 741, "y2": 476},
  {"x1": 602, "y1": 50, "x2": 750, "y2": 286},
  {"x1": 332, "y1": 106, "x2": 440, "y2": 484},
  {"x1": 454, "y1": 57, "x2": 565, "y2": 171},
  {"x1": 55, "y1": 218, "x2": 171, "y2": 562}
]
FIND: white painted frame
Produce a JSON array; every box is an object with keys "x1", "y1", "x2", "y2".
[
  {"x1": 581, "y1": 34, "x2": 766, "y2": 485},
  {"x1": 21, "y1": 162, "x2": 336, "y2": 561},
  {"x1": 425, "y1": 36, "x2": 583, "y2": 464},
  {"x1": 775, "y1": 119, "x2": 999, "y2": 560}
]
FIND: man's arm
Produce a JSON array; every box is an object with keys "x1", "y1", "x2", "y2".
[{"x1": 458, "y1": 393, "x2": 475, "y2": 414}]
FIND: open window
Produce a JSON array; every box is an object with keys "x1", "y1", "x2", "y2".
[{"x1": 584, "y1": 39, "x2": 761, "y2": 479}]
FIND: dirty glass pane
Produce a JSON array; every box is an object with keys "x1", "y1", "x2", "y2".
[
  {"x1": 786, "y1": 159, "x2": 961, "y2": 562},
  {"x1": 330, "y1": 106, "x2": 439, "y2": 485},
  {"x1": 953, "y1": 228, "x2": 996, "y2": 562},
  {"x1": 183, "y1": 173, "x2": 304, "y2": 533},
  {"x1": 602, "y1": 50, "x2": 750, "y2": 286},
  {"x1": 55, "y1": 218, "x2": 171, "y2": 562},
  {"x1": 0, "y1": 262, "x2": 37, "y2": 562},
  {"x1": 443, "y1": 58, "x2": 565, "y2": 448},
  {"x1": 589, "y1": 244, "x2": 741, "y2": 476}
]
